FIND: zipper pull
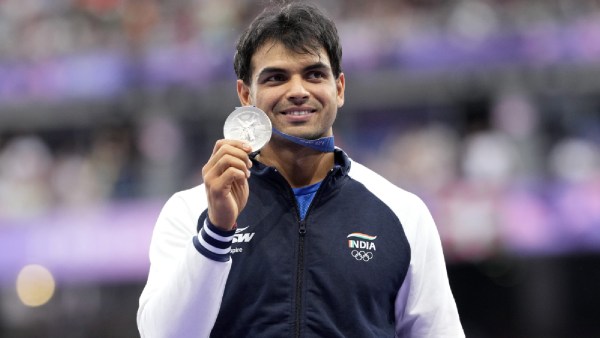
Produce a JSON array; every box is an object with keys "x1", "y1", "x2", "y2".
[{"x1": 299, "y1": 220, "x2": 307, "y2": 235}]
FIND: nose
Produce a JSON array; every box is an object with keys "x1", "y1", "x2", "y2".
[{"x1": 286, "y1": 76, "x2": 309, "y2": 104}]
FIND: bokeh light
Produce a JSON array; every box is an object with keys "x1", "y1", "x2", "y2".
[{"x1": 16, "y1": 264, "x2": 56, "y2": 307}]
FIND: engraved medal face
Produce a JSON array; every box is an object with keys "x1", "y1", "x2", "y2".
[{"x1": 223, "y1": 106, "x2": 272, "y2": 151}]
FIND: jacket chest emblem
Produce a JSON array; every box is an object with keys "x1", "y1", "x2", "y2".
[{"x1": 347, "y1": 233, "x2": 377, "y2": 262}]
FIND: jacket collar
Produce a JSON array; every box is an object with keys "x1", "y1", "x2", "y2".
[{"x1": 249, "y1": 147, "x2": 351, "y2": 177}]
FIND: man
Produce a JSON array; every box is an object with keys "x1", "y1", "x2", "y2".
[{"x1": 137, "y1": 2, "x2": 464, "y2": 337}]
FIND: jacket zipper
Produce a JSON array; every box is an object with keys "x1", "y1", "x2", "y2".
[
  {"x1": 281, "y1": 166, "x2": 337, "y2": 338},
  {"x1": 294, "y1": 220, "x2": 307, "y2": 338},
  {"x1": 293, "y1": 172, "x2": 337, "y2": 337}
]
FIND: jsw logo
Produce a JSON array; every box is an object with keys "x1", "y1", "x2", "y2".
[{"x1": 233, "y1": 227, "x2": 255, "y2": 243}]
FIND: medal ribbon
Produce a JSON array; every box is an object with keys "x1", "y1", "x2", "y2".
[{"x1": 271, "y1": 127, "x2": 335, "y2": 152}]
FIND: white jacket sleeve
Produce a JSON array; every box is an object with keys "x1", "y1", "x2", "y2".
[
  {"x1": 347, "y1": 160, "x2": 463, "y2": 336},
  {"x1": 137, "y1": 186, "x2": 231, "y2": 338},
  {"x1": 394, "y1": 196, "x2": 464, "y2": 337}
]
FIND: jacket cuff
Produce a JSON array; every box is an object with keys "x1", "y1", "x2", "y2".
[{"x1": 193, "y1": 218, "x2": 236, "y2": 262}]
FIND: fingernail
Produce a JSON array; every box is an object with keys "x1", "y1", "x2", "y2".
[{"x1": 242, "y1": 143, "x2": 251, "y2": 150}]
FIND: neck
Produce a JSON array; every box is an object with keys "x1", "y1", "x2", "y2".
[{"x1": 257, "y1": 138, "x2": 334, "y2": 188}]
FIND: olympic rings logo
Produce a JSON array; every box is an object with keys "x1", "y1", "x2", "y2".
[{"x1": 351, "y1": 250, "x2": 374, "y2": 262}]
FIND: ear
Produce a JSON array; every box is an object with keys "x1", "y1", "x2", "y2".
[
  {"x1": 237, "y1": 79, "x2": 252, "y2": 106},
  {"x1": 336, "y1": 73, "x2": 345, "y2": 108}
]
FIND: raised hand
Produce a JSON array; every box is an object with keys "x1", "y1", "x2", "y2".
[{"x1": 201, "y1": 140, "x2": 253, "y2": 231}]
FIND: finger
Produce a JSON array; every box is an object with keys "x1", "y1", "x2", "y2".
[
  {"x1": 215, "y1": 143, "x2": 253, "y2": 168},
  {"x1": 210, "y1": 153, "x2": 251, "y2": 179},
  {"x1": 212, "y1": 139, "x2": 252, "y2": 156},
  {"x1": 203, "y1": 150, "x2": 252, "y2": 183},
  {"x1": 202, "y1": 147, "x2": 254, "y2": 191},
  {"x1": 206, "y1": 141, "x2": 253, "y2": 170},
  {"x1": 206, "y1": 165, "x2": 249, "y2": 198}
]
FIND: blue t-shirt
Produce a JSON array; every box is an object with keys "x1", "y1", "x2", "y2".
[{"x1": 292, "y1": 181, "x2": 321, "y2": 220}]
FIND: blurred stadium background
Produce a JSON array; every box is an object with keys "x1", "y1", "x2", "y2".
[{"x1": 1, "y1": 0, "x2": 600, "y2": 337}]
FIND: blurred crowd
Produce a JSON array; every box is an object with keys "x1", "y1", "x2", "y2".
[
  {"x1": 3, "y1": 0, "x2": 600, "y2": 102},
  {"x1": 1, "y1": 0, "x2": 600, "y2": 261},
  {"x1": 2, "y1": 0, "x2": 600, "y2": 62},
  {"x1": 0, "y1": 114, "x2": 187, "y2": 217},
  {"x1": 362, "y1": 91, "x2": 600, "y2": 261}
]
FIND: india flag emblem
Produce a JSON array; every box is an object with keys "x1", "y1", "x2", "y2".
[{"x1": 347, "y1": 233, "x2": 377, "y2": 241}]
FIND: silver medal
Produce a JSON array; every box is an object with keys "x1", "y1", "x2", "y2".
[{"x1": 223, "y1": 106, "x2": 272, "y2": 151}]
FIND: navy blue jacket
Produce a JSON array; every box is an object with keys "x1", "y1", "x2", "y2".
[
  {"x1": 138, "y1": 149, "x2": 464, "y2": 338},
  {"x1": 205, "y1": 150, "x2": 410, "y2": 337}
]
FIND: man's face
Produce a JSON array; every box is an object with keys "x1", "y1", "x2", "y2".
[{"x1": 237, "y1": 41, "x2": 345, "y2": 140}]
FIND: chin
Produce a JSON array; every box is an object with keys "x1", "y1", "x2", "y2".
[
  {"x1": 295, "y1": 132, "x2": 323, "y2": 140},
  {"x1": 277, "y1": 125, "x2": 329, "y2": 140}
]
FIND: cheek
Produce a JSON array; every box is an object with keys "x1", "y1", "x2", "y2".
[
  {"x1": 253, "y1": 89, "x2": 277, "y2": 105},
  {"x1": 318, "y1": 88, "x2": 340, "y2": 107},
  {"x1": 262, "y1": 95, "x2": 288, "y2": 113}
]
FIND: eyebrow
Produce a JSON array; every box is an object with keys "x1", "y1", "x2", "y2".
[
  {"x1": 256, "y1": 62, "x2": 331, "y2": 79},
  {"x1": 303, "y1": 62, "x2": 330, "y2": 72}
]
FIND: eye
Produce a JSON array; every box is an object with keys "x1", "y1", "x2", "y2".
[
  {"x1": 307, "y1": 71, "x2": 325, "y2": 80},
  {"x1": 265, "y1": 74, "x2": 286, "y2": 82}
]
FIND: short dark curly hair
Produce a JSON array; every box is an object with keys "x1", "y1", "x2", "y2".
[{"x1": 233, "y1": 2, "x2": 343, "y2": 85}]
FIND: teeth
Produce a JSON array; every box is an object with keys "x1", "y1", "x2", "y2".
[{"x1": 288, "y1": 111, "x2": 310, "y2": 115}]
